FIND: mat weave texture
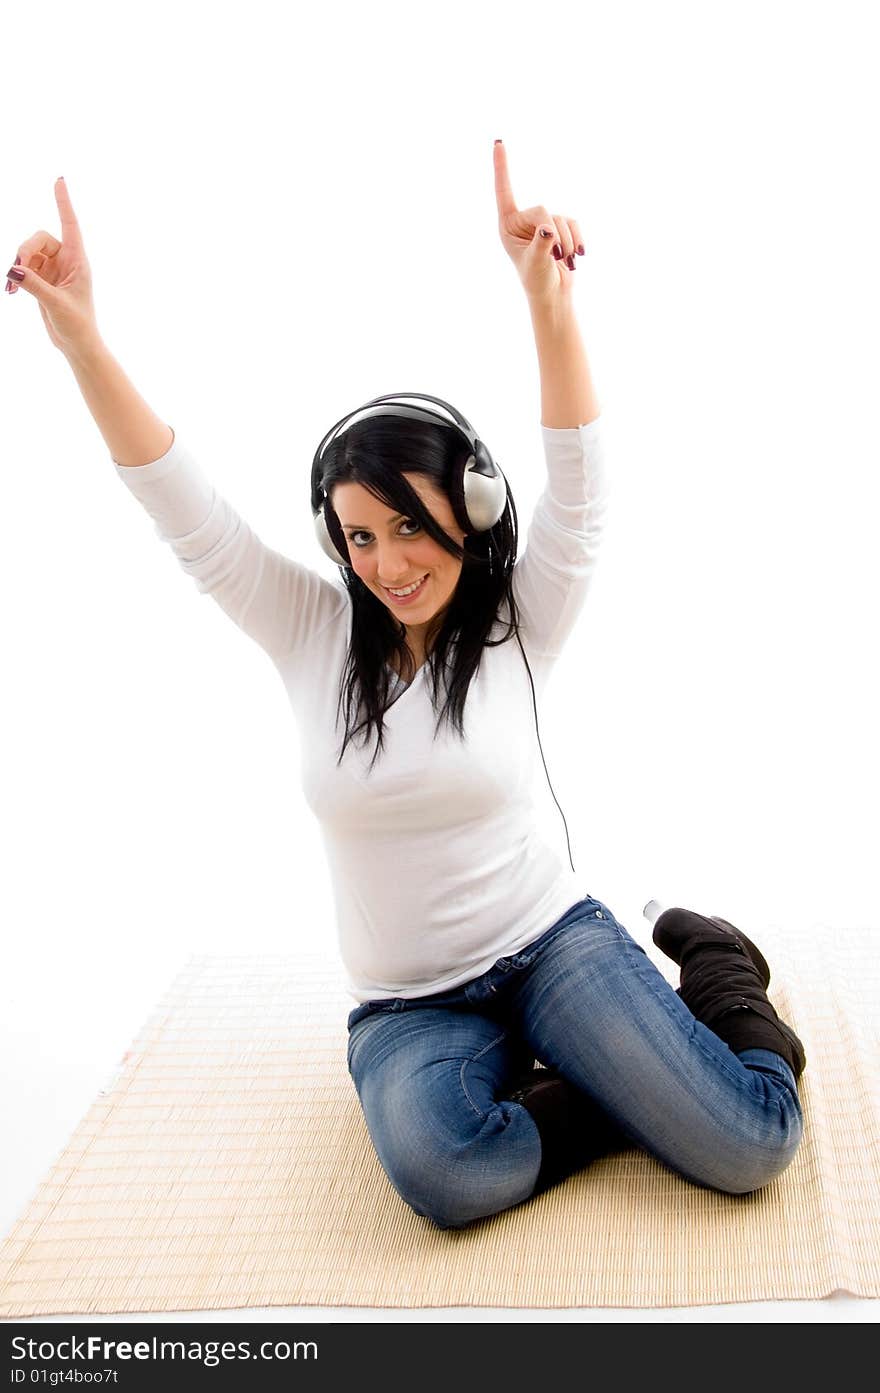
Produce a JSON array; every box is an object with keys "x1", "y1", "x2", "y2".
[{"x1": 2, "y1": 925, "x2": 878, "y2": 1316}]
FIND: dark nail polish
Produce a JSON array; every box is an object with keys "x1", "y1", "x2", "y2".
[
  {"x1": 566, "y1": 254, "x2": 576, "y2": 270},
  {"x1": 552, "y1": 244, "x2": 563, "y2": 260},
  {"x1": 577, "y1": 244, "x2": 585, "y2": 256},
  {"x1": 8, "y1": 267, "x2": 25, "y2": 281}
]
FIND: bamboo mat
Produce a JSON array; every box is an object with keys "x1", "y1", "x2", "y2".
[{"x1": 1, "y1": 923, "x2": 878, "y2": 1317}]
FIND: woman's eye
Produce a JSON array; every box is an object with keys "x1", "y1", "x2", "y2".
[{"x1": 351, "y1": 520, "x2": 420, "y2": 548}]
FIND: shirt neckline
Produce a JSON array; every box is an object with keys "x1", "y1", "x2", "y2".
[{"x1": 385, "y1": 659, "x2": 427, "y2": 692}]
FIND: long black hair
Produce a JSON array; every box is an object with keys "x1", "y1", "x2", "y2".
[{"x1": 317, "y1": 411, "x2": 522, "y2": 774}]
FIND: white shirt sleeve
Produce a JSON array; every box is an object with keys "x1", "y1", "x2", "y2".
[
  {"x1": 113, "y1": 428, "x2": 347, "y2": 668},
  {"x1": 510, "y1": 416, "x2": 608, "y2": 658}
]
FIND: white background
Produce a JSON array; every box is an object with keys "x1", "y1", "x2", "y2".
[{"x1": 1, "y1": 0, "x2": 877, "y2": 1322}]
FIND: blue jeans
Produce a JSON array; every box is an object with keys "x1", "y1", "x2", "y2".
[{"x1": 346, "y1": 894, "x2": 804, "y2": 1230}]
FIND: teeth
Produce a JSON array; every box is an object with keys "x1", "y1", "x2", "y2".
[{"x1": 388, "y1": 575, "x2": 427, "y2": 597}]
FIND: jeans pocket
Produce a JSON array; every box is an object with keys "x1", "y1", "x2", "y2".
[
  {"x1": 586, "y1": 902, "x2": 647, "y2": 955},
  {"x1": 545, "y1": 897, "x2": 632, "y2": 955},
  {"x1": 491, "y1": 895, "x2": 623, "y2": 977}
]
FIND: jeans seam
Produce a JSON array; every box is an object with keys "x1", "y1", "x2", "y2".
[
  {"x1": 542, "y1": 915, "x2": 751, "y2": 1094},
  {"x1": 628, "y1": 933, "x2": 766, "y2": 1092},
  {"x1": 460, "y1": 1028, "x2": 511, "y2": 1120}
]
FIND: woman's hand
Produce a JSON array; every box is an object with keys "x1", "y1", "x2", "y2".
[
  {"x1": 493, "y1": 140, "x2": 585, "y2": 306},
  {"x1": 6, "y1": 178, "x2": 102, "y2": 357}
]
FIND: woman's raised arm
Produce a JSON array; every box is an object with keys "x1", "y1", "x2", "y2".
[
  {"x1": 8, "y1": 178, "x2": 345, "y2": 671},
  {"x1": 7, "y1": 177, "x2": 173, "y2": 467},
  {"x1": 491, "y1": 141, "x2": 607, "y2": 658}
]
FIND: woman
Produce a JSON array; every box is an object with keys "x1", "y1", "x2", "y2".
[{"x1": 8, "y1": 143, "x2": 805, "y2": 1231}]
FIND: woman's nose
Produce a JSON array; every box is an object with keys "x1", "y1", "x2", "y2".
[{"x1": 376, "y1": 548, "x2": 412, "y2": 582}]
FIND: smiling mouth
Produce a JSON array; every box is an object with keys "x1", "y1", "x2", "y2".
[{"x1": 383, "y1": 573, "x2": 429, "y2": 598}]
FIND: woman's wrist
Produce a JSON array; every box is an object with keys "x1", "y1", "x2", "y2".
[
  {"x1": 64, "y1": 331, "x2": 109, "y2": 371},
  {"x1": 526, "y1": 289, "x2": 576, "y2": 329}
]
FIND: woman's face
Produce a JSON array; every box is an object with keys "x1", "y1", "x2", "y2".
[{"x1": 332, "y1": 472, "x2": 467, "y2": 646}]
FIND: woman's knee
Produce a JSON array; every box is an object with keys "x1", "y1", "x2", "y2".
[
  {"x1": 387, "y1": 1135, "x2": 536, "y2": 1229},
  {"x1": 375, "y1": 1098, "x2": 540, "y2": 1230},
  {"x1": 702, "y1": 1107, "x2": 805, "y2": 1196}
]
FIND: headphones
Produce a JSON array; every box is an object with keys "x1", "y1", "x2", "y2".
[{"x1": 309, "y1": 391, "x2": 578, "y2": 877}]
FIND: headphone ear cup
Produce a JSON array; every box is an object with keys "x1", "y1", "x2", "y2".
[
  {"x1": 462, "y1": 446, "x2": 508, "y2": 532},
  {"x1": 313, "y1": 506, "x2": 350, "y2": 568}
]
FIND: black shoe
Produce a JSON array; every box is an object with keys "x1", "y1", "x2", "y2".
[
  {"x1": 508, "y1": 1065, "x2": 630, "y2": 1197},
  {"x1": 653, "y1": 906, "x2": 771, "y2": 986},
  {"x1": 653, "y1": 907, "x2": 806, "y2": 1083}
]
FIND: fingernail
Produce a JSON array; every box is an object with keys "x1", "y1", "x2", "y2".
[
  {"x1": 566, "y1": 254, "x2": 576, "y2": 270},
  {"x1": 552, "y1": 244, "x2": 563, "y2": 260},
  {"x1": 577, "y1": 244, "x2": 585, "y2": 256},
  {"x1": 15, "y1": 256, "x2": 21, "y2": 265},
  {"x1": 8, "y1": 267, "x2": 25, "y2": 281}
]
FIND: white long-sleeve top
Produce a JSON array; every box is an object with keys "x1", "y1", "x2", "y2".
[{"x1": 114, "y1": 417, "x2": 608, "y2": 1002}]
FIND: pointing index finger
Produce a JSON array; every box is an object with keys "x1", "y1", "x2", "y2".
[
  {"x1": 54, "y1": 176, "x2": 83, "y2": 248},
  {"x1": 493, "y1": 140, "x2": 517, "y2": 218}
]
